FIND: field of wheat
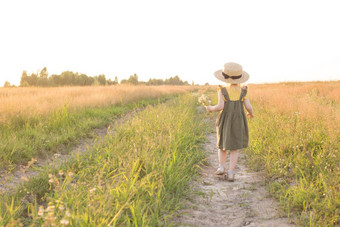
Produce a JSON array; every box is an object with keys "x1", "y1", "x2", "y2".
[
  {"x1": 245, "y1": 81, "x2": 339, "y2": 225},
  {"x1": 0, "y1": 94, "x2": 207, "y2": 226},
  {"x1": 0, "y1": 82, "x2": 339, "y2": 226},
  {"x1": 249, "y1": 81, "x2": 340, "y2": 131},
  {"x1": 0, "y1": 85, "x2": 194, "y2": 124},
  {"x1": 0, "y1": 85, "x2": 195, "y2": 171}
]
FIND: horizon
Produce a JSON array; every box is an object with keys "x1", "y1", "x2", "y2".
[{"x1": 2, "y1": 74, "x2": 339, "y2": 88}]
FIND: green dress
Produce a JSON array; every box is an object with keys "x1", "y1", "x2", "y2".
[{"x1": 216, "y1": 86, "x2": 249, "y2": 151}]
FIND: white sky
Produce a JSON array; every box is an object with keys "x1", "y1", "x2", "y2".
[{"x1": 0, "y1": 0, "x2": 340, "y2": 86}]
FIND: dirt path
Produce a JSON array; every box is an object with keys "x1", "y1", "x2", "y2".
[
  {"x1": 173, "y1": 132, "x2": 295, "y2": 227},
  {"x1": 0, "y1": 109, "x2": 139, "y2": 193}
]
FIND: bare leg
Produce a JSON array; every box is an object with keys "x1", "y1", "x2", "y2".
[
  {"x1": 218, "y1": 149, "x2": 227, "y2": 167},
  {"x1": 229, "y1": 150, "x2": 239, "y2": 171}
]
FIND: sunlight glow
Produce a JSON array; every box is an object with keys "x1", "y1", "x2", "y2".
[{"x1": 0, "y1": 0, "x2": 339, "y2": 86}]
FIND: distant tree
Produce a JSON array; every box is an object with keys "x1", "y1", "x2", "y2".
[
  {"x1": 86, "y1": 76, "x2": 95, "y2": 85},
  {"x1": 28, "y1": 73, "x2": 38, "y2": 86},
  {"x1": 120, "y1": 79, "x2": 128, "y2": 84},
  {"x1": 204, "y1": 82, "x2": 209, "y2": 86},
  {"x1": 77, "y1": 74, "x2": 88, "y2": 86},
  {"x1": 127, "y1": 74, "x2": 138, "y2": 85},
  {"x1": 19, "y1": 68, "x2": 190, "y2": 87},
  {"x1": 73, "y1": 74, "x2": 81, "y2": 86},
  {"x1": 50, "y1": 74, "x2": 61, "y2": 86},
  {"x1": 21, "y1": 81, "x2": 30, "y2": 87},
  {"x1": 37, "y1": 77, "x2": 49, "y2": 86},
  {"x1": 165, "y1": 75, "x2": 184, "y2": 85},
  {"x1": 92, "y1": 79, "x2": 100, "y2": 86},
  {"x1": 61, "y1": 71, "x2": 75, "y2": 86},
  {"x1": 145, "y1": 76, "x2": 188, "y2": 86},
  {"x1": 146, "y1": 78, "x2": 163, "y2": 85},
  {"x1": 3, "y1": 81, "x2": 11, "y2": 87},
  {"x1": 97, "y1": 74, "x2": 106, "y2": 85},
  {"x1": 40, "y1": 67, "x2": 48, "y2": 78},
  {"x1": 20, "y1": 70, "x2": 29, "y2": 87},
  {"x1": 106, "y1": 79, "x2": 113, "y2": 85},
  {"x1": 107, "y1": 78, "x2": 119, "y2": 85}
]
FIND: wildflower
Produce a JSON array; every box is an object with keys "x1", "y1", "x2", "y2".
[
  {"x1": 46, "y1": 205, "x2": 55, "y2": 212},
  {"x1": 60, "y1": 219, "x2": 69, "y2": 225},
  {"x1": 58, "y1": 170, "x2": 64, "y2": 176},
  {"x1": 38, "y1": 206, "x2": 44, "y2": 216},
  {"x1": 67, "y1": 172, "x2": 74, "y2": 177},
  {"x1": 58, "y1": 204, "x2": 65, "y2": 211},
  {"x1": 89, "y1": 188, "x2": 97, "y2": 193},
  {"x1": 198, "y1": 94, "x2": 211, "y2": 106},
  {"x1": 46, "y1": 203, "x2": 55, "y2": 212},
  {"x1": 65, "y1": 209, "x2": 71, "y2": 217}
]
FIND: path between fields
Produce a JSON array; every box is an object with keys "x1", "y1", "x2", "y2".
[
  {"x1": 173, "y1": 127, "x2": 295, "y2": 226},
  {"x1": 0, "y1": 109, "x2": 138, "y2": 193}
]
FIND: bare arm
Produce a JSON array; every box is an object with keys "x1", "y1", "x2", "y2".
[
  {"x1": 243, "y1": 98, "x2": 254, "y2": 117},
  {"x1": 206, "y1": 90, "x2": 224, "y2": 112}
]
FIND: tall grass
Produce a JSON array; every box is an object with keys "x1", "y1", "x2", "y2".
[
  {"x1": 0, "y1": 94, "x2": 207, "y2": 226},
  {"x1": 245, "y1": 81, "x2": 339, "y2": 226},
  {"x1": 0, "y1": 96, "x2": 170, "y2": 170},
  {"x1": 249, "y1": 81, "x2": 339, "y2": 131},
  {"x1": 0, "y1": 85, "x2": 194, "y2": 124},
  {"x1": 0, "y1": 85, "x2": 194, "y2": 170}
]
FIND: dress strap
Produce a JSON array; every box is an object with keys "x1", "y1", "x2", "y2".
[
  {"x1": 239, "y1": 86, "x2": 248, "y2": 101},
  {"x1": 221, "y1": 87, "x2": 230, "y2": 101}
]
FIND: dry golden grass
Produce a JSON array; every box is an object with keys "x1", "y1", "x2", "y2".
[
  {"x1": 248, "y1": 81, "x2": 340, "y2": 132},
  {"x1": 244, "y1": 81, "x2": 340, "y2": 225},
  {"x1": 0, "y1": 85, "x2": 194, "y2": 123}
]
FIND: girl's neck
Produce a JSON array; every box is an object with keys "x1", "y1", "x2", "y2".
[{"x1": 226, "y1": 83, "x2": 239, "y2": 87}]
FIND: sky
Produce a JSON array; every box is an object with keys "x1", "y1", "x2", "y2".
[{"x1": 0, "y1": 0, "x2": 339, "y2": 86}]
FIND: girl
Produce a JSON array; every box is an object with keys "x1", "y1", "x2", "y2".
[{"x1": 206, "y1": 62, "x2": 254, "y2": 182}]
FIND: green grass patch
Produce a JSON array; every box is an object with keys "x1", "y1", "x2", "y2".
[
  {"x1": 0, "y1": 96, "x2": 173, "y2": 170},
  {"x1": 245, "y1": 102, "x2": 340, "y2": 226},
  {"x1": 0, "y1": 94, "x2": 207, "y2": 226}
]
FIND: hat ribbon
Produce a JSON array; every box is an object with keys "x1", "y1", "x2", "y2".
[{"x1": 222, "y1": 72, "x2": 242, "y2": 80}]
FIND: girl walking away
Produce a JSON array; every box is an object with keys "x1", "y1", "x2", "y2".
[{"x1": 206, "y1": 62, "x2": 254, "y2": 182}]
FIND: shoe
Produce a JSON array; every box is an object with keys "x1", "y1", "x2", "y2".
[
  {"x1": 227, "y1": 171, "x2": 235, "y2": 182},
  {"x1": 215, "y1": 168, "x2": 225, "y2": 175}
]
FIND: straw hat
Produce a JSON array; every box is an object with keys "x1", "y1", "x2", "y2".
[{"x1": 214, "y1": 62, "x2": 249, "y2": 84}]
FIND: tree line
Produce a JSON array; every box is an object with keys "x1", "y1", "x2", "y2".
[
  {"x1": 121, "y1": 74, "x2": 189, "y2": 86},
  {"x1": 19, "y1": 67, "x2": 118, "y2": 87},
  {"x1": 6, "y1": 67, "x2": 190, "y2": 87}
]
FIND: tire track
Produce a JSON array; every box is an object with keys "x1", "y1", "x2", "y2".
[{"x1": 0, "y1": 108, "x2": 141, "y2": 193}]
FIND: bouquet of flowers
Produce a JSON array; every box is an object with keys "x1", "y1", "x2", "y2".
[{"x1": 198, "y1": 94, "x2": 211, "y2": 107}]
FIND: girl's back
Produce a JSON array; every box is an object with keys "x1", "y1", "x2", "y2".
[{"x1": 216, "y1": 85, "x2": 249, "y2": 151}]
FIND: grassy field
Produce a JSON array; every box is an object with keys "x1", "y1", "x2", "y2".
[
  {"x1": 0, "y1": 82, "x2": 338, "y2": 226},
  {"x1": 0, "y1": 85, "x2": 193, "y2": 124},
  {"x1": 0, "y1": 94, "x2": 207, "y2": 226},
  {"x1": 0, "y1": 85, "x2": 194, "y2": 171},
  {"x1": 245, "y1": 81, "x2": 339, "y2": 226}
]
